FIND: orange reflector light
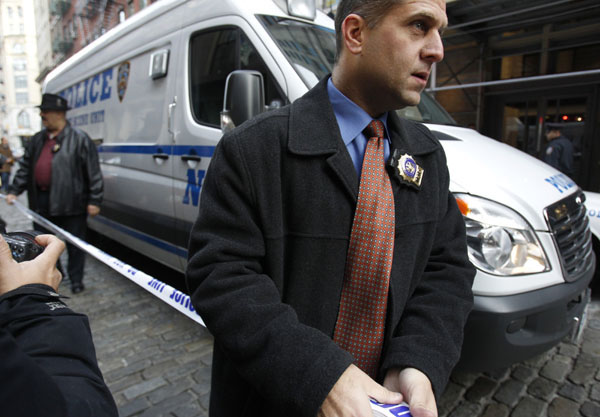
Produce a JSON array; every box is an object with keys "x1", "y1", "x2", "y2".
[{"x1": 455, "y1": 197, "x2": 470, "y2": 216}]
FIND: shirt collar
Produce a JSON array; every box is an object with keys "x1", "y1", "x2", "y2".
[{"x1": 327, "y1": 77, "x2": 389, "y2": 145}]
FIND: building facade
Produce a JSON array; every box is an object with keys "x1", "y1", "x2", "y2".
[
  {"x1": 435, "y1": 0, "x2": 600, "y2": 192},
  {"x1": 0, "y1": 0, "x2": 42, "y2": 154},
  {"x1": 48, "y1": 0, "x2": 154, "y2": 66}
]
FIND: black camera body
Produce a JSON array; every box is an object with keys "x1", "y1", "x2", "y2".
[{"x1": 2, "y1": 231, "x2": 44, "y2": 262}]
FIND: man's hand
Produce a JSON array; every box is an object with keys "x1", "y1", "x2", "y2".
[
  {"x1": 383, "y1": 368, "x2": 437, "y2": 417},
  {"x1": 319, "y1": 364, "x2": 403, "y2": 417},
  {"x1": 0, "y1": 234, "x2": 65, "y2": 295},
  {"x1": 6, "y1": 194, "x2": 17, "y2": 204},
  {"x1": 87, "y1": 204, "x2": 100, "y2": 217}
]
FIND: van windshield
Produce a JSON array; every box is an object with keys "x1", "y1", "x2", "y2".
[{"x1": 257, "y1": 14, "x2": 456, "y2": 126}]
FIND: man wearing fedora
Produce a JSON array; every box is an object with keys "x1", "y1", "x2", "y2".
[{"x1": 6, "y1": 93, "x2": 103, "y2": 294}]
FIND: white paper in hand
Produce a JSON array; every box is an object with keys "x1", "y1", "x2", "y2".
[{"x1": 370, "y1": 400, "x2": 412, "y2": 417}]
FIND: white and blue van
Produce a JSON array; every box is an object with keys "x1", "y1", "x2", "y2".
[{"x1": 42, "y1": 0, "x2": 594, "y2": 371}]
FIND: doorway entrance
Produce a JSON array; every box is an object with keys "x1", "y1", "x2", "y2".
[
  {"x1": 486, "y1": 84, "x2": 599, "y2": 192},
  {"x1": 501, "y1": 96, "x2": 587, "y2": 181}
]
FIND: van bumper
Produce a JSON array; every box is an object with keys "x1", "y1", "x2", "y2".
[{"x1": 456, "y1": 267, "x2": 593, "y2": 371}]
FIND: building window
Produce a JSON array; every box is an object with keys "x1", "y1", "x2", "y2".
[
  {"x1": 18, "y1": 6, "x2": 22, "y2": 17},
  {"x1": 17, "y1": 111, "x2": 30, "y2": 129},
  {"x1": 16, "y1": 92, "x2": 29, "y2": 104},
  {"x1": 12, "y1": 43, "x2": 24, "y2": 54},
  {"x1": 119, "y1": 8, "x2": 126, "y2": 23},
  {"x1": 140, "y1": 0, "x2": 147, "y2": 9},
  {"x1": 128, "y1": 0, "x2": 134, "y2": 16},
  {"x1": 7, "y1": 6, "x2": 12, "y2": 17},
  {"x1": 14, "y1": 75, "x2": 28, "y2": 89},
  {"x1": 13, "y1": 59, "x2": 27, "y2": 71}
]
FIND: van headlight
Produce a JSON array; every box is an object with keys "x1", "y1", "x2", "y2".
[{"x1": 454, "y1": 194, "x2": 550, "y2": 276}]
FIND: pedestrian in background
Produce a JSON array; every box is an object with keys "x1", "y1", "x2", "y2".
[
  {"x1": 544, "y1": 123, "x2": 574, "y2": 177},
  {"x1": 0, "y1": 137, "x2": 14, "y2": 193},
  {"x1": 186, "y1": 0, "x2": 475, "y2": 416},
  {"x1": 6, "y1": 93, "x2": 103, "y2": 294}
]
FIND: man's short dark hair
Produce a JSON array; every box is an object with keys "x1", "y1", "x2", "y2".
[{"x1": 334, "y1": 0, "x2": 403, "y2": 62}]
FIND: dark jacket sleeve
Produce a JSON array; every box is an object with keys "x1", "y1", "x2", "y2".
[
  {"x1": 186, "y1": 133, "x2": 353, "y2": 417},
  {"x1": 380, "y1": 173, "x2": 475, "y2": 397},
  {"x1": 0, "y1": 284, "x2": 118, "y2": 417},
  {"x1": 8, "y1": 135, "x2": 35, "y2": 196},
  {"x1": 80, "y1": 131, "x2": 103, "y2": 207},
  {"x1": 0, "y1": 327, "x2": 69, "y2": 417}
]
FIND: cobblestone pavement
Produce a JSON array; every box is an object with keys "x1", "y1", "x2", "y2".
[{"x1": 2, "y1": 198, "x2": 599, "y2": 417}]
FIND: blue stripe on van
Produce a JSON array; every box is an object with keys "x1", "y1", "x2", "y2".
[
  {"x1": 93, "y1": 215, "x2": 188, "y2": 259},
  {"x1": 98, "y1": 145, "x2": 216, "y2": 157}
]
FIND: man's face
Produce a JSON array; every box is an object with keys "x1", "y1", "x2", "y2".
[
  {"x1": 40, "y1": 110, "x2": 65, "y2": 132},
  {"x1": 546, "y1": 129, "x2": 561, "y2": 141},
  {"x1": 359, "y1": 0, "x2": 447, "y2": 112}
]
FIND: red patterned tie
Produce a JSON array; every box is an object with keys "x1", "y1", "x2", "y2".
[{"x1": 333, "y1": 119, "x2": 395, "y2": 378}]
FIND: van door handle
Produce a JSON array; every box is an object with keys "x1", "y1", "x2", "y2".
[
  {"x1": 181, "y1": 155, "x2": 201, "y2": 163},
  {"x1": 152, "y1": 153, "x2": 169, "y2": 160},
  {"x1": 168, "y1": 97, "x2": 177, "y2": 136}
]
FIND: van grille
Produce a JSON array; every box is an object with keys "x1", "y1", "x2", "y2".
[{"x1": 544, "y1": 191, "x2": 594, "y2": 282}]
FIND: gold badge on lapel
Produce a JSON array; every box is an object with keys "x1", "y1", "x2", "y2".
[
  {"x1": 387, "y1": 149, "x2": 424, "y2": 190},
  {"x1": 397, "y1": 154, "x2": 423, "y2": 187}
]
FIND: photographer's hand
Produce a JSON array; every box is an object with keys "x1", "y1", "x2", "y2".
[{"x1": 0, "y1": 234, "x2": 65, "y2": 295}]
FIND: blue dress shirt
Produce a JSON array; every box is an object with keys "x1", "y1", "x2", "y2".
[{"x1": 326, "y1": 77, "x2": 391, "y2": 177}]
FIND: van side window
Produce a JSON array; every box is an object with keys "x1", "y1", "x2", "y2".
[{"x1": 189, "y1": 27, "x2": 286, "y2": 127}]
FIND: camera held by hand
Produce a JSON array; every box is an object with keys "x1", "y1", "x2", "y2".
[{"x1": 2, "y1": 231, "x2": 44, "y2": 262}]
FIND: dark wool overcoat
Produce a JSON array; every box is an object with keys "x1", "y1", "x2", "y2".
[{"x1": 186, "y1": 78, "x2": 475, "y2": 417}]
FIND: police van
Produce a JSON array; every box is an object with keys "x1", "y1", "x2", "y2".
[
  {"x1": 584, "y1": 191, "x2": 600, "y2": 284},
  {"x1": 43, "y1": 0, "x2": 594, "y2": 371}
]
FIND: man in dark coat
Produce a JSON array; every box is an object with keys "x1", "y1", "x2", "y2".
[
  {"x1": 0, "y1": 233, "x2": 118, "y2": 417},
  {"x1": 7, "y1": 93, "x2": 103, "y2": 294},
  {"x1": 186, "y1": 1, "x2": 475, "y2": 416},
  {"x1": 544, "y1": 123, "x2": 574, "y2": 177}
]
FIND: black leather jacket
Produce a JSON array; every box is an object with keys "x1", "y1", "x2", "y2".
[{"x1": 9, "y1": 122, "x2": 103, "y2": 216}]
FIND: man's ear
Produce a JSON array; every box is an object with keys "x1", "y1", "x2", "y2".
[{"x1": 341, "y1": 13, "x2": 367, "y2": 56}]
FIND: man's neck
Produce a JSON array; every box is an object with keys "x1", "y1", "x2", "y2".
[
  {"x1": 47, "y1": 121, "x2": 66, "y2": 137},
  {"x1": 331, "y1": 68, "x2": 388, "y2": 119}
]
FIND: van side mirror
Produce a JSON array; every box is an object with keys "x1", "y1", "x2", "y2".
[{"x1": 221, "y1": 70, "x2": 265, "y2": 133}]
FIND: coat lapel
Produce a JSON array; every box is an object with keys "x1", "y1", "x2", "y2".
[{"x1": 287, "y1": 78, "x2": 359, "y2": 201}]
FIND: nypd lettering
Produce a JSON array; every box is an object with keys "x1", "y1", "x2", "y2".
[
  {"x1": 544, "y1": 173, "x2": 575, "y2": 194},
  {"x1": 183, "y1": 169, "x2": 206, "y2": 206},
  {"x1": 589, "y1": 209, "x2": 600, "y2": 218}
]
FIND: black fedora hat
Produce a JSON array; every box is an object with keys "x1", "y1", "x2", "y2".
[{"x1": 38, "y1": 93, "x2": 71, "y2": 111}]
